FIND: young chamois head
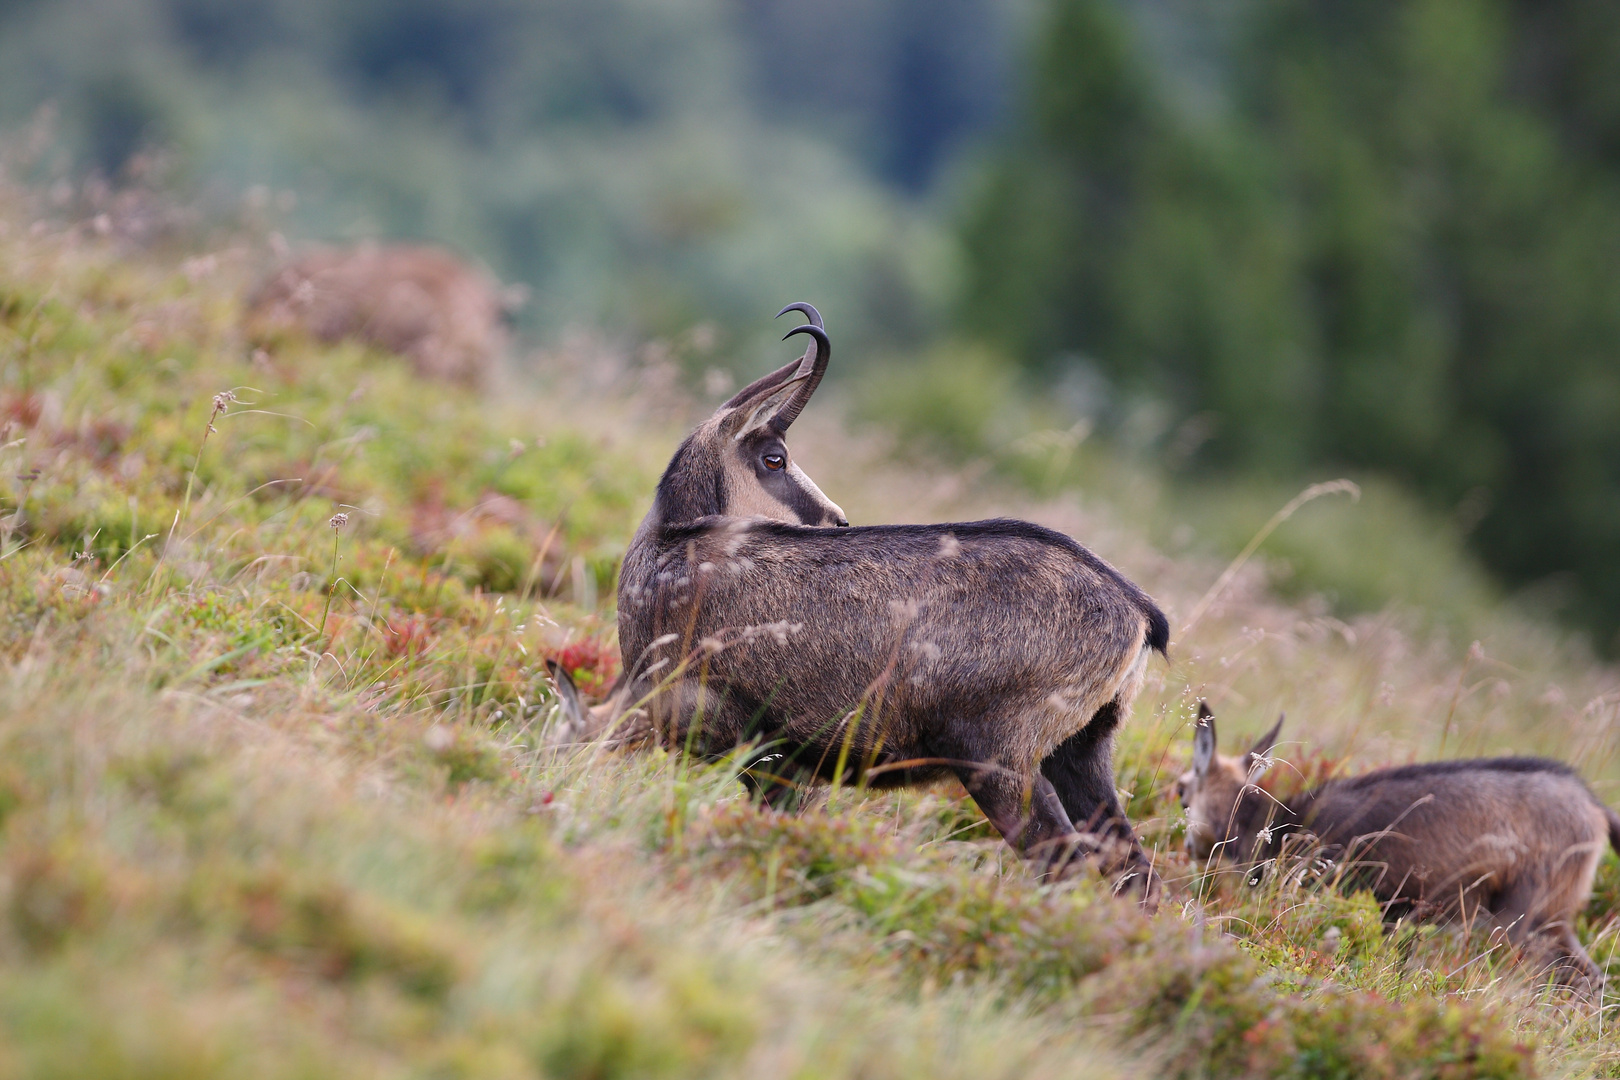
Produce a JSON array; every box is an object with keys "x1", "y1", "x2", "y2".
[
  {"x1": 649, "y1": 303, "x2": 847, "y2": 531},
  {"x1": 1174, "y1": 702, "x2": 1285, "y2": 862}
]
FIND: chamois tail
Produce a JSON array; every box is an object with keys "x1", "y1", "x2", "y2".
[{"x1": 1144, "y1": 602, "x2": 1170, "y2": 658}]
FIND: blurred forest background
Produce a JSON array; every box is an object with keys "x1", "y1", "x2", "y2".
[{"x1": 2, "y1": 0, "x2": 1619, "y2": 650}]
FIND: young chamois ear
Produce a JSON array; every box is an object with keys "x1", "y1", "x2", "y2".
[
  {"x1": 544, "y1": 659, "x2": 649, "y2": 748},
  {"x1": 1243, "y1": 714, "x2": 1284, "y2": 784},
  {"x1": 1192, "y1": 701, "x2": 1217, "y2": 780},
  {"x1": 545, "y1": 658, "x2": 589, "y2": 738}
]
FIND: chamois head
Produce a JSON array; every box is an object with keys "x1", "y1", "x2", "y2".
[
  {"x1": 1174, "y1": 702, "x2": 1284, "y2": 861},
  {"x1": 650, "y1": 302, "x2": 848, "y2": 530}
]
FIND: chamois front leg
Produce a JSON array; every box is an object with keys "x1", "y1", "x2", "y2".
[
  {"x1": 648, "y1": 677, "x2": 809, "y2": 806},
  {"x1": 1039, "y1": 699, "x2": 1161, "y2": 908}
]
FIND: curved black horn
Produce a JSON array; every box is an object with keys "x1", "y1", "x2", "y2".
[
  {"x1": 774, "y1": 302, "x2": 822, "y2": 376},
  {"x1": 770, "y1": 324, "x2": 829, "y2": 433},
  {"x1": 718, "y1": 303, "x2": 826, "y2": 410},
  {"x1": 775, "y1": 301, "x2": 823, "y2": 328}
]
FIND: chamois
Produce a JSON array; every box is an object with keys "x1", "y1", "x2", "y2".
[
  {"x1": 616, "y1": 303, "x2": 1170, "y2": 902},
  {"x1": 544, "y1": 659, "x2": 645, "y2": 749},
  {"x1": 1175, "y1": 703, "x2": 1620, "y2": 987}
]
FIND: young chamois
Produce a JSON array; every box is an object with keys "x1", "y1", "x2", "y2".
[
  {"x1": 1175, "y1": 703, "x2": 1619, "y2": 987},
  {"x1": 544, "y1": 659, "x2": 646, "y2": 749},
  {"x1": 616, "y1": 303, "x2": 1170, "y2": 902}
]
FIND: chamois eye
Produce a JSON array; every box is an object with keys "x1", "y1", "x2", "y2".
[{"x1": 762, "y1": 452, "x2": 786, "y2": 471}]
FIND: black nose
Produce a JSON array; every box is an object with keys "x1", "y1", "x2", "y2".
[{"x1": 834, "y1": 516, "x2": 849, "y2": 527}]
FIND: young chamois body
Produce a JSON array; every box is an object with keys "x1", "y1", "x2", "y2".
[
  {"x1": 1176, "y1": 704, "x2": 1620, "y2": 987},
  {"x1": 616, "y1": 303, "x2": 1169, "y2": 901}
]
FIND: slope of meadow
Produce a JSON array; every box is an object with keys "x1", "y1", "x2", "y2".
[{"x1": 0, "y1": 176, "x2": 1617, "y2": 1078}]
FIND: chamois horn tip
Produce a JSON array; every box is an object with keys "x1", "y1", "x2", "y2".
[
  {"x1": 781, "y1": 323, "x2": 828, "y2": 346},
  {"x1": 775, "y1": 301, "x2": 823, "y2": 328}
]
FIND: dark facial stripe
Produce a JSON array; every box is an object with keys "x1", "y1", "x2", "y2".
[{"x1": 776, "y1": 469, "x2": 835, "y2": 525}]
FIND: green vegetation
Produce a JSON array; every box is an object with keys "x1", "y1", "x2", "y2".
[
  {"x1": 0, "y1": 0, "x2": 1005, "y2": 354},
  {"x1": 7, "y1": 0, "x2": 1618, "y2": 655},
  {"x1": 962, "y1": 0, "x2": 1620, "y2": 651},
  {"x1": 2, "y1": 165, "x2": 1620, "y2": 1077}
]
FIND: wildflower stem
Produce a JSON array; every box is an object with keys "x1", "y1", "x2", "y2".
[
  {"x1": 1179, "y1": 479, "x2": 1360, "y2": 640},
  {"x1": 317, "y1": 512, "x2": 349, "y2": 645},
  {"x1": 170, "y1": 392, "x2": 235, "y2": 550},
  {"x1": 317, "y1": 528, "x2": 340, "y2": 643},
  {"x1": 149, "y1": 390, "x2": 236, "y2": 592}
]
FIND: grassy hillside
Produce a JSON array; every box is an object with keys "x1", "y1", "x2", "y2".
[{"x1": 1, "y1": 175, "x2": 1618, "y2": 1078}]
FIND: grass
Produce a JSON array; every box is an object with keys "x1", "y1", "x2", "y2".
[{"x1": 0, "y1": 167, "x2": 1617, "y2": 1077}]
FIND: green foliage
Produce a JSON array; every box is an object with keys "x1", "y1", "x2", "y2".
[
  {"x1": 0, "y1": 0, "x2": 989, "y2": 355},
  {"x1": 684, "y1": 797, "x2": 1537, "y2": 1077},
  {"x1": 854, "y1": 344, "x2": 1027, "y2": 462},
  {"x1": 230, "y1": 870, "x2": 462, "y2": 999},
  {"x1": 1106, "y1": 933, "x2": 1535, "y2": 1080},
  {"x1": 535, "y1": 962, "x2": 756, "y2": 1080},
  {"x1": 965, "y1": 0, "x2": 1620, "y2": 649},
  {"x1": 1178, "y1": 475, "x2": 1502, "y2": 631}
]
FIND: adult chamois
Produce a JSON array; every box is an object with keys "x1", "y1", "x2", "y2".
[
  {"x1": 1175, "y1": 703, "x2": 1619, "y2": 988},
  {"x1": 616, "y1": 303, "x2": 1169, "y2": 902}
]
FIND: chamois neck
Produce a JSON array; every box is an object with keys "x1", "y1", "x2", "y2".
[{"x1": 652, "y1": 434, "x2": 725, "y2": 529}]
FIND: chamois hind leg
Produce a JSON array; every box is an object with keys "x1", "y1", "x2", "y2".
[
  {"x1": 1039, "y1": 698, "x2": 1159, "y2": 906},
  {"x1": 1489, "y1": 876, "x2": 1603, "y2": 991}
]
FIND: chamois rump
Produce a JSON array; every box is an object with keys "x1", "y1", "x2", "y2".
[
  {"x1": 1175, "y1": 703, "x2": 1619, "y2": 987},
  {"x1": 616, "y1": 303, "x2": 1170, "y2": 902}
]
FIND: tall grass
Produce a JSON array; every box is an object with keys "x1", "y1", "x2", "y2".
[{"x1": 0, "y1": 170, "x2": 1615, "y2": 1077}]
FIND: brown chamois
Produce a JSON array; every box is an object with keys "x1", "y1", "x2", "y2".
[
  {"x1": 1175, "y1": 703, "x2": 1620, "y2": 988},
  {"x1": 616, "y1": 303, "x2": 1170, "y2": 902},
  {"x1": 243, "y1": 243, "x2": 524, "y2": 386}
]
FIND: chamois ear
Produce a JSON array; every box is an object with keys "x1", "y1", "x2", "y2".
[
  {"x1": 1248, "y1": 713, "x2": 1284, "y2": 758},
  {"x1": 718, "y1": 357, "x2": 803, "y2": 412},
  {"x1": 722, "y1": 372, "x2": 812, "y2": 440},
  {"x1": 768, "y1": 324, "x2": 829, "y2": 433},
  {"x1": 1243, "y1": 713, "x2": 1284, "y2": 783},
  {"x1": 1192, "y1": 701, "x2": 1216, "y2": 779},
  {"x1": 546, "y1": 659, "x2": 587, "y2": 732}
]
